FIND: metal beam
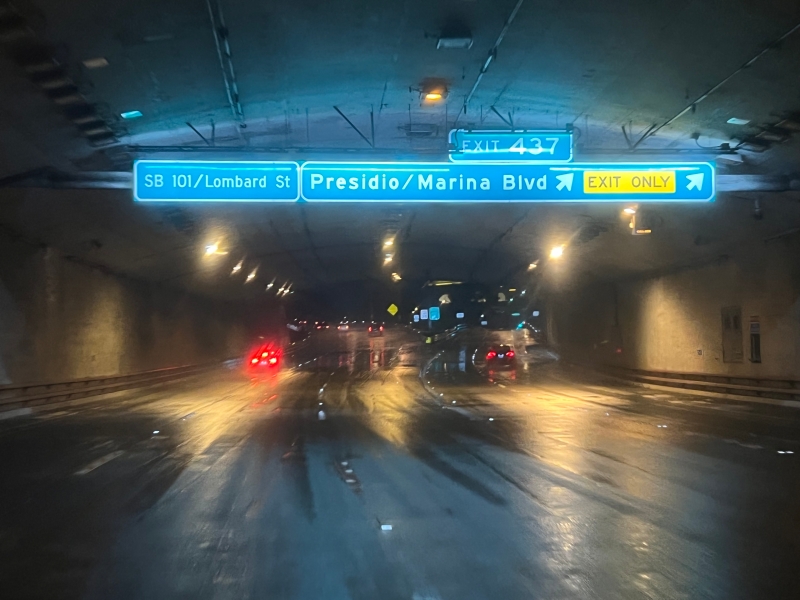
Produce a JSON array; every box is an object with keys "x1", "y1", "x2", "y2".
[
  {"x1": 333, "y1": 106, "x2": 374, "y2": 148},
  {"x1": 205, "y1": 0, "x2": 245, "y2": 126}
]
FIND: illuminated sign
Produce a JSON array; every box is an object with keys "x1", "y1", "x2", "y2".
[
  {"x1": 456, "y1": 312, "x2": 465, "y2": 319},
  {"x1": 420, "y1": 309, "x2": 429, "y2": 320},
  {"x1": 449, "y1": 129, "x2": 573, "y2": 163},
  {"x1": 429, "y1": 307, "x2": 441, "y2": 321},
  {"x1": 134, "y1": 160, "x2": 715, "y2": 203},
  {"x1": 134, "y1": 160, "x2": 299, "y2": 202},
  {"x1": 300, "y1": 162, "x2": 715, "y2": 202},
  {"x1": 413, "y1": 314, "x2": 420, "y2": 322}
]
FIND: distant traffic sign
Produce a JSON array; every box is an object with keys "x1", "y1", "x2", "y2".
[
  {"x1": 300, "y1": 162, "x2": 715, "y2": 202},
  {"x1": 134, "y1": 160, "x2": 299, "y2": 202},
  {"x1": 387, "y1": 303, "x2": 399, "y2": 316},
  {"x1": 449, "y1": 129, "x2": 573, "y2": 163}
]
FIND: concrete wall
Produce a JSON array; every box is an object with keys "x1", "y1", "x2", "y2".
[
  {"x1": 0, "y1": 231, "x2": 250, "y2": 385},
  {"x1": 550, "y1": 236, "x2": 800, "y2": 379}
]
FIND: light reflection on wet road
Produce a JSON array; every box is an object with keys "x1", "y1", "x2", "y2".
[{"x1": 1, "y1": 327, "x2": 799, "y2": 599}]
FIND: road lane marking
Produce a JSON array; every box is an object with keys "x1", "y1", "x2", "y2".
[{"x1": 75, "y1": 450, "x2": 124, "y2": 475}]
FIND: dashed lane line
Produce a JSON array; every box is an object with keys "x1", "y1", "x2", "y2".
[{"x1": 75, "y1": 450, "x2": 124, "y2": 475}]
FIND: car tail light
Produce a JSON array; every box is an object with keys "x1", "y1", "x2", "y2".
[
  {"x1": 507, "y1": 350, "x2": 515, "y2": 358},
  {"x1": 368, "y1": 327, "x2": 372, "y2": 332},
  {"x1": 268, "y1": 357, "x2": 278, "y2": 365},
  {"x1": 380, "y1": 326, "x2": 384, "y2": 331},
  {"x1": 251, "y1": 357, "x2": 258, "y2": 364},
  {"x1": 262, "y1": 352, "x2": 268, "y2": 358},
  {"x1": 487, "y1": 351, "x2": 497, "y2": 359}
]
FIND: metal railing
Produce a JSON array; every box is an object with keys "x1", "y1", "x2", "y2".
[{"x1": 0, "y1": 362, "x2": 225, "y2": 411}]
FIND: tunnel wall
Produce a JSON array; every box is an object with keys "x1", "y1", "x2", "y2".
[
  {"x1": 549, "y1": 236, "x2": 800, "y2": 378},
  {"x1": 0, "y1": 231, "x2": 250, "y2": 385}
]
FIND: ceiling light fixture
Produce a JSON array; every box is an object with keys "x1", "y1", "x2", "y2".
[
  {"x1": 205, "y1": 242, "x2": 219, "y2": 255},
  {"x1": 391, "y1": 272, "x2": 402, "y2": 282},
  {"x1": 384, "y1": 238, "x2": 394, "y2": 247},
  {"x1": 550, "y1": 245, "x2": 564, "y2": 259},
  {"x1": 82, "y1": 57, "x2": 109, "y2": 69},
  {"x1": 384, "y1": 253, "x2": 394, "y2": 264},
  {"x1": 231, "y1": 259, "x2": 243, "y2": 274},
  {"x1": 437, "y1": 36, "x2": 473, "y2": 50},
  {"x1": 727, "y1": 117, "x2": 750, "y2": 126},
  {"x1": 623, "y1": 207, "x2": 637, "y2": 215},
  {"x1": 527, "y1": 261, "x2": 539, "y2": 271},
  {"x1": 245, "y1": 267, "x2": 257, "y2": 283},
  {"x1": 120, "y1": 110, "x2": 143, "y2": 119}
]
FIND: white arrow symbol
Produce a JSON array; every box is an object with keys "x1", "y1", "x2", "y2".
[
  {"x1": 555, "y1": 173, "x2": 574, "y2": 192},
  {"x1": 686, "y1": 173, "x2": 704, "y2": 191}
]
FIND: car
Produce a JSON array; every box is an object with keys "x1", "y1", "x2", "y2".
[
  {"x1": 368, "y1": 323, "x2": 384, "y2": 336},
  {"x1": 314, "y1": 321, "x2": 329, "y2": 330},
  {"x1": 248, "y1": 345, "x2": 281, "y2": 368},
  {"x1": 337, "y1": 322, "x2": 350, "y2": 331},
  {"x1": 486, "y1": 345, "x2": 515, "y2": 367}
]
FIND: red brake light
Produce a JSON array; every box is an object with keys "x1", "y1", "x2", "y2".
[
  {"x1": 262, "y1": 352, "x2": 268, "y2": 358},
  {"x1": 368, "y1": 327, "x2": 372, "y2": 332},
  {"x1": 507, "y1": 350, "x2": 515, "y2": 358},
  {"x1": 487, "y1": 351, "x2": 497, "y2": 359},
  {"x1": 268, "y1": 357, "x2": 278, "y2": 365},
  {"x1": 251, "y1": 357, "x2": 259, "y2": 364},
  {"x1": 380, "y1": 326, "x2": 384, "y2": 331}
]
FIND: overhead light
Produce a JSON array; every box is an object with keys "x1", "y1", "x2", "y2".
[
  {"x1": 509, "y1": 288, "x2": 517, "y2": 292},
  {"x1": 245, "y1": 267, "x2": 257, "y2": 283},
  {"x1": 424, "y1": 92, "x2": 444, "y2": 101},
  {"x1": 383, "y1": 238, "x2": 394, "y2": 247},
  {"x1": 437, "y1": 36, "x2": 473, "y2": 50},
  {"x1": 623, "y1": 207, "x2": 637, "y2": 215},
  {"x1": 430, "y1": 280, "x2": 462, "y2": 286},
  {"x1": 391, "y1": 272, "x2": 402, "y2": 282},
  {"x1": 727, "y1": 117, "x2": 750, "y2": 126},
  {"x1": 384, "y1": 253, "x2": 393, "y2": 264},
  {"x1": 550, "y1": 245, "x2": 564, "y2": 259},
  {"x1": 527, "y1": 261, "x2": 538, "y2": 271},
  {"x1": 82, "y1": 57, "x2": 109, "y2": 69},
  {"x1": 266, "y1": 279, "x2": 275, "y2": 290},
  {"x1": 231, "y1": 259, "x2": 243, "y2": 275},
  {"x1": 120, "y1": 110, "x2": 143, "y2": 119},
  {"x1": 205, "y1": 242, "x2": 219, "y2": 255}
]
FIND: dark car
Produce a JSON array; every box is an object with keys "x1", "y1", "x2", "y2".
[
  {"x1": 368, "y1": 323, "x2": 384, "y2": 336},
  {"x1": 486, "y1": 345, "x2": 515, "y2": 367}
]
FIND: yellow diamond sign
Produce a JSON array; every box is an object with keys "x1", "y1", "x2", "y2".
[{"x1": 387, "y1": 303, "x2": 399, "y2": 316}]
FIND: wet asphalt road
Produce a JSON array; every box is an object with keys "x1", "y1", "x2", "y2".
[{"x1": 1, "y1": 327, "x2": 800, "y2": 599}]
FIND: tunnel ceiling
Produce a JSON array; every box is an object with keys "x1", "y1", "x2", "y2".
[{"x1": 1, "y1": 0, "x2": 800, "y2": 302}]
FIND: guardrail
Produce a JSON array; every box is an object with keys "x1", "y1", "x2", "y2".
[
  {"x1": 586, "y1": 364, "x2": 800, "y2": 402},
  {"x1": 0, "y1": 362, "x2": 227, "y2": 412}
]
